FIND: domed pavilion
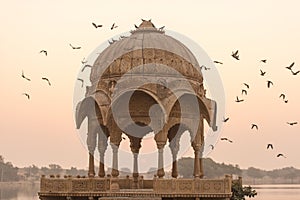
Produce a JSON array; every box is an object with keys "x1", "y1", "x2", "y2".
[{"x1": 39, "y1": 20, "x2": 233, "y2": 200}]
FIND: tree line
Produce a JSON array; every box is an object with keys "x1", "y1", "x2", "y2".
[
  {"x1": 177, "y1": 157, "x2": 300, "y2": 184},
  {"x1": 1, "y1": 155, "x2": 300, "y2": 184},
  {"x1": 0, "y1": 155, "x2": 87, "y2": 182}
]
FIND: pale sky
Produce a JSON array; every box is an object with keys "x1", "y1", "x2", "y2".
[{"x1": 0, "y1": 0, "x2": 299, "y2": 171}]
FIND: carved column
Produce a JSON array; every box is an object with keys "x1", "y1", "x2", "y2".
[
  {"x1": 156, "y1": 142, "x2": 166, "y2": 178},
  {"x1": 169, "y1": 136, "x2": 180, "y2": 178},
  {"x1": 87, "y1": 130, "x2": 97, "y2": 177},
  {"x1": 199, "y1": 137, "x2": 205, "y2": 178},
  {"x1": 193, "y1": 117, "x2": 204, "y2": 178},
  {"x1": 109, "y1": 131, "x2": 121, "y2": 192},
  {"x1": 111, "y1": 144, "x2": 119, "y2": 178},
  {"x1": 192, "y1": 142, "x2": 201, "y2": 178},
  {"x1": 199, "y1": 117, "x2": 204, "y2": 178},
  {"x1": 98, "y1": 130, "x2": 108, "y2": 177},
  {"x1": 129, "y1": 136, "x2": 142, "y2": 189}
]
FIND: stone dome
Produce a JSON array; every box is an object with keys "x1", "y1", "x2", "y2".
[{"x1": 89, "y1": 20, "x2": 203, "y2": 85}]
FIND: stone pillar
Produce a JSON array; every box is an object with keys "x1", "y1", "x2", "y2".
[
  {"x1": 129, "y1": 136, "x2": 142, "y2": 189},
  {"x1": 87, "y1": 131, "x2": 97, "y2": 177},
  {"x1": 132, "y1": 153, "x2": 139, "y2": 188},
  {"x1": 192, "y1": 142, "x2": 201, "y2": 178},
  {"x1": 199, "y1": 140, "x2": 204, "y2": 178},
  {"x1": 156, "y1": 142, "x2": 165, "y2": 178},
  {"x1": 169, "y1": 137, "x2": 180, "y2": 178},
  {"x1": 98, "y1": 131, "x2": 108, "y2": 177},
  {"x1": 111, "y1": 144, "x2": 119, "y2": 178}
]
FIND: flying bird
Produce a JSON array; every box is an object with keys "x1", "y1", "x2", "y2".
[
  {"x1": 81, "y1": 58, "x2": 87, "y2": 64},
  {"x1": 220, "y1": 138, "x2": 233, "y2": 143},
  {"x1": 22, "y1": 93, "x2": 30, "y2": 99},
  {"x1": 111, "y1": 23, "x2": 118, "y2": 30},
  {"x1": 241, "y1": 89, "x2": 247, "y2": 95},
  {"x1": 81, "y1": 64, "x2": 92, "y2": 72},
  {"x1": 214, "y1": 60, "x2": 223, "y2": 65},
  {"x1": 279, "y1": 93, "x2": 286, "y2": 100},
  {"x1": 69, "y1": 44, "x2": 81, "y2": 49},
  {"x1": 251, "y1": 124, "x2": 258, "y2": 130},
  {"x1": 267, "y1": 80, "x2": 273, "y2": 88},
  {"x1": 21, "y1": 70, "x2": 31, "y2": 81},
  {"x1": 277, "y1": 154, "x2": 286, "y2": 158},
  {"x1": 200, "y1": 65, "x2": 210, "y2": 70},
  {"x1": 77, "y1": 78, "x2": 84, "y2": 88},
  {"x1": 42, "y1": 77, "x2": 51, "y2": 86},
  {"x1": 291, "y1": 70, "x2": 300, "y2": 75},
  {"x1": 267, "y1": 144, "x2": 273, "y2": 149},
  {"x1": 286, "y1": 62, "x2": 294, "y2": 70},
  {"x1": 158, "y1": 26, "x2": 165, "y2": 31},
  {"x1": 92, "y1": 22, "x2": 103, "y2": 28},
  {"x1": 235, "y1": 96, "x2": 244, "y2": 103},
  {"x1": 243, "y1": 83, "x2": 250, "y2": 89},
  {"x1": 260, "y1": 59, "x2": 267, "y2": 63},
  {"x1": 260, "y1": 69, "x2": 266, "y2": 76},
  {"x1": 231, "y1": 50, "x2": 239, "y2": 60},
  {"x1": 287, "y1": 122, "x2": 298, "y2": 126},
  {"x1": 40, "y1": 50, "x2": 47, "y2": 56},
  {"x1": 223, "y1": 117, "x2": 230, "y2": 123}
]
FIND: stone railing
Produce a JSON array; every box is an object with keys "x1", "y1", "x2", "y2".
[
  {"x1": 153, "y1": 175, "x2": 232, "y2": 195},
  {"x1": 40, "y1": 177, "x2": 110, "y2": 192},
  {"x1": 40, "y1": 175, "x2": 232, "y2": 195}
]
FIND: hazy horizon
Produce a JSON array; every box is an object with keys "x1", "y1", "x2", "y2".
[{"x1": 0, "y1": 0, "x2": 300, "y2": 171}]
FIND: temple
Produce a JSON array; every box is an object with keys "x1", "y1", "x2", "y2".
[{"x1": 39, "y1": 20, "x2": 232, "y2": 200}]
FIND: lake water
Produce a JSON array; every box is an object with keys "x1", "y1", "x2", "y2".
[
  {"x1": 251, "y1": 184, "x2": 300, "y2": 200},
  {"x1": 0, "y1": 183, "x2": 300, "y2": 200}
]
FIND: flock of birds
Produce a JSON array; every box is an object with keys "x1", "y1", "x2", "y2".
[
  {"x1": 204, "y1": 50, "x2": 299, "y2": 159},
  {"x1": 21, "y1": 21, "x2": 122, "y2": 99},
  {"x1": 21, "y1": 68, "x2": 51, "y2": 99},
  {"x1": 21, "y1": 20, "x2": 298, "y2": 161}
]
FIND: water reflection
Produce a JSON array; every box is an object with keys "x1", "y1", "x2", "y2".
[{"x1": 0, "y1": 182, "x2": 39, "y2": 200}]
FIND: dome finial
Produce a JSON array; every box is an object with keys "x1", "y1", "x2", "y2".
[{"x1": 138, "y1": 19, "x2": 156, "y2": 29}]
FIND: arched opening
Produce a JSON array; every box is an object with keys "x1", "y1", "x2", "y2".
[{"x1": 105, "y1": 89, "x2": 165, "y2": 181}]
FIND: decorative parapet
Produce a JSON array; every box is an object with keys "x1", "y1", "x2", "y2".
[
  {"x1": 40, "y1": 175, "x2": 232, "y2": 198},
  {"x1": 40, "y1": 177, "x2": 109, "y2": 192},
  {"x1": 153, "y1": 175, "x2": 232, "y2": 195}
]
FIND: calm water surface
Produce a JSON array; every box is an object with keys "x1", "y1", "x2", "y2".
[
  {"x1": 0, "y1": 183, "x2": 300, "y2": 200},
  {"x1": 250, "y1": 184, "x2": 300, "y2": 200}
]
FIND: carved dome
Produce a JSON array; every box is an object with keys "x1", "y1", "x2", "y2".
[{"x1": 89, "y1": 20, "x2": 203, "y2": 85}]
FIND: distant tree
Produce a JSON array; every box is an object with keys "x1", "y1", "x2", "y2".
[
  {"x1": 120, "y1": 167, "x2": 131, "y2": 174},
  {"x1": 30, "y1": 165, "x2": 39, "y2": 175},
  {"x1": 247, "y1": 167, "x2": 265, "y2": 179},
  {"x1": 231, "y1": 181, "x2": 257, "y2": 200},
  {"x1": 48, "y1": 164, "x2": 63, "y2": 175},
  {"x1": 246, "y1": 167, "x2": 265, "y2": 184},
  {"x1": 277, "y1": 167, "x2": 300, "y2": 184},
  {"x1": 0, "y1": 157, "x2": 18, "y2": 181},
  {"x1": 147, "y1": 167, "x2": 157, "y2": 174},
  {"x1": 41, "y1": 167, "x2": 50, "y2": 175},
  {"x1": 66, "y1": 167, "x2": 87, "y2": 176},
  {"x1": 66, "y1": 167, "x2": 78, "y2": 176}
]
